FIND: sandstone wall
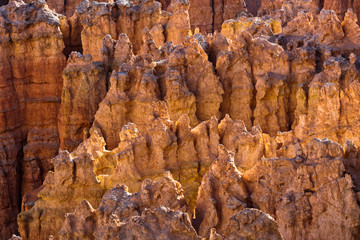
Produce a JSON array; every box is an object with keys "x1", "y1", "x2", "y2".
[{"x1": 0, "y1": 2, "x2": 65, "y2": 238}]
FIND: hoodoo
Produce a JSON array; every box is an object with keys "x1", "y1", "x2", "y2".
[{"x1": 1, "y1": 0, "x2": 360, "y2": 239}]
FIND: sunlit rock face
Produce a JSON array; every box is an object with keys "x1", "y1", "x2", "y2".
[
  {"x1": 1, "y1": 0, "x2": 360, "y2": 239},
  {"x1": 58, "y1": 52, "x2": 107, "y2": 152},
  {"x1": 243, "y1": 138, "x2": 360, "y2": 240},
  {"x1": 22, "y1": 0, "x2": 112, "y2": 17}
]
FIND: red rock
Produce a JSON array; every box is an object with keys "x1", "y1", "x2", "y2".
[
  {"x1": 2, "y1": 0, "x2": 360, "y2": 239},
  {"x1": 188, "y1": 0, "x2": 247, "y2": 33},
  {"x1": 0, "y1": 1, "x2": 65, "y2": 238},
  {"x1": 58, "y1": 52, "x2": 107, "y2": 151},
  {"x1": 194, "y1": 147, "x2": 249, "y2": 238},
  {"x1": 209, "y1": 208, "x2": 283, "y2": 240}
]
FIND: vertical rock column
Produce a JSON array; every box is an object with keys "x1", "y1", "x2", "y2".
[
  {"x1": 58, "y1": 52, "x2": 107, "y2": 152},
  {"x1": 0, "y1": 1, "x2": 66, "y2": 239}
]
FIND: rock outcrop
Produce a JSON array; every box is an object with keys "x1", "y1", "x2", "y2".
[
  {"x1": 67, "y1": 0, "x2": 191, "y2": 61},
  {"x1": 58, "y1": 52, "x2": 106, "y2": 151},
  {"x1": 218, "y1": 115, "x2": 264, "y2": 171},
  {"x1": 1, "y1": 0, "x2": 360, "y2": 239},
  {"x1": 209, "y1": 208, "x2": 283, "y2": 240},
  {"x1": 0, "y1": 1, "x2": 65, "y2": 238},
  {"x1": 165, "y1": 36, "x2": 224, "y2": 121},
  {"x1": 188, "y1": 0, "x2": 247, "y2": 33},
  {"x1": 18, "y1": 147, "x2": 105, "y2": 240},
  {"x1": 194, "y1": 147, "x2": 249, "y2": 238},
  {"x1": 58, "y1": 173, "x2": 198, "y2": 240},
  {"x1": 243, "y1": 138, "x2": 360, "y2": 240},
  {"x1": 15, "y1": 0, "x2": 360, "y2": 33},
  {"x1": 90, "y1": 33, "x2": 223, "y2": 149},
  {"x1": 22, "y1": 0, "x2": 113, "y2": 17},
  {"x1": 324, "y1": 0, "x2": 360, "y2": 20}
]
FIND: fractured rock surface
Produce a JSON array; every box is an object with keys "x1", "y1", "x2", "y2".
[
  {"x1": 58, "y1": 173, "x2": 197, "y2": 240},
  {"x1": 58, "y1": 52, "x2": 106, "y2": 151},
  {"x1": 244, "y1": 138, "x2": 360, "y2": 240},
  {"x1": 0, "y1": 1, "x2": 65, "y2": 238},
  {"x1": 2, "y1": 0, "x2": 360, "y2": 239}
]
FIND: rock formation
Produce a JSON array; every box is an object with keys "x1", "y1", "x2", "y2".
[
  {"x1": 58, "y1": 173, "x2": 197, "y2": 240},
  {"x1": 188, "y1": 0, "x2": 247, "y2": 33},
  {"x1": 18, "y1": 147, "x2": 105, "y2": 239},
  {"x1": 58, "y1": 52, "x2": 106, "y2": 151},
  {"x1": 0, "y1": 1, "x2": 65, "y2": 239},
  {"x1": 194, "y1": 147, "x2": 249, "y2": 238},
  {"x1": 209, "y1": 208, "x2": 283, "y2": 240},
  {"x1": 1, "y1": 0, "x2": 360, "y2": 239},
  {"x1": 67, "y1": 0, "x2": 191, "y2": 61},
  {"x1": 324, "y1": 0, "x2": 360, "y2": 20},
  {"x1": 243, "y1": 138, "x2": 360, "y2": 240}
]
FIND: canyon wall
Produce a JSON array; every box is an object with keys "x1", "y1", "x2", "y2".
[{"x1": 0, "y1": 2, "x2": 65, "y2": 239}]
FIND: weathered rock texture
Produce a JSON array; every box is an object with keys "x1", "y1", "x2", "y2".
[
  {"x1": 18, "y1": 149, "x2": 104, "y2": 239},
  {"x1": 2, "y1": 0, "x2": 360, "y2": 239},
  {"x1": 22, "y1": 0, "x2": 112, "y2": 17},
  {"x1": 244, "y1": 138, "x2": 360, "y2": 240},
  {"x1": 188, "y1": 0, "x2": 247, "y2": 33},
  {"x1": 58, "y1": 173, "x2": 198, "y2": 240},
  {"x1": 58, "y1": 52, "x2": 106, "y2": 151},
  {"x1": 194, "y1": 147, "x2": 249, "y2": 238},
  {"x1": 244, "y1": 0, "x2": 261, "y2": 16},
  {"x1": 0, "y1": 1, "x2": 65, "y2": 239},
  {"x1": 66, "y1": 0, "x2": 191, "y2": 61},
  {"x1": 209, "y1": 208, "x2": 283, "y2": 240},
  {"x1": 323, "y1": 0, "x2": 360, "y2": 20}
]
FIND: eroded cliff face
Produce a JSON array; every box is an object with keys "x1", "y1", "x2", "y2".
[
  {"x1": 0, "y1": 1, "x2": 66, "y2": 239},
  {"x1": 17, "y1": 116, "x2": 360, "y2": 240},
  {"x1": 2, "y1": 0, "x2": 360, "y2": 239},
  {"x1": 188, "y1": 0, "x2": 247, "y2": 33},
  {"x1": 63, "y1": 0, "x2": 191, "y2": 61},
  {"x1": 244, "y1": 138, "x2": 360, "y2": 240},
  {"x1": 58, "y1": 52, "x2": 107, "y2": 151},
  {"x1": 58, "y1": 173, "x2": 196, "y2": 240}
]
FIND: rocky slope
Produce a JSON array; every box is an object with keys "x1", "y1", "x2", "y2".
[{"x1": 1, "y1": 0, "x2": 360, "y2": 239}]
